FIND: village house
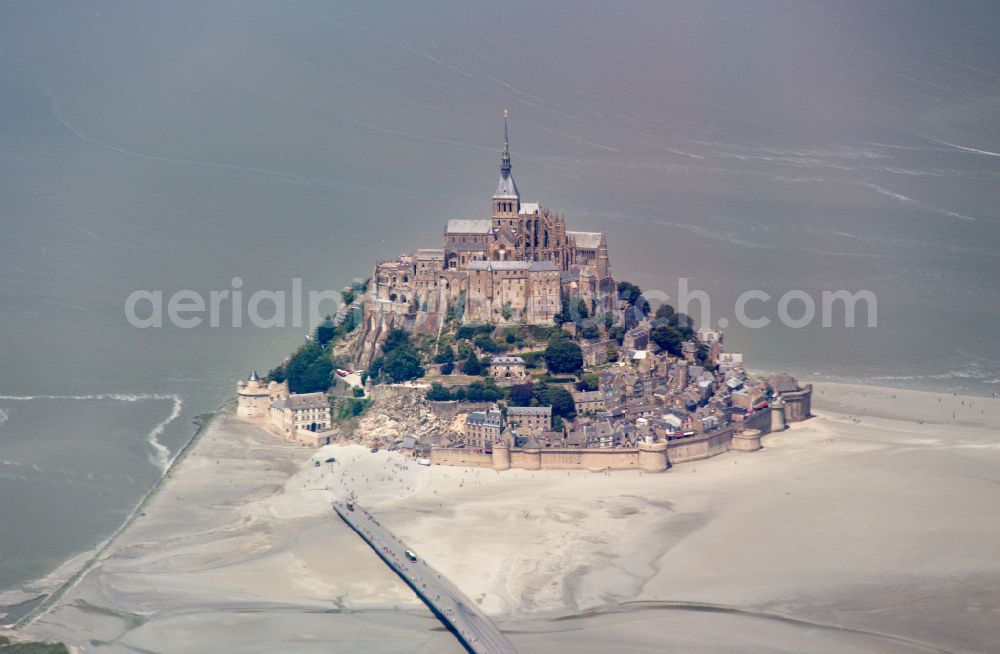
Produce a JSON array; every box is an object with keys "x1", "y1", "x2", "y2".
[
  {"x1": 572, "y1": 389, "x2": 606, "y2": 414},
  {"x1": 506, "y1": 406, "x2": 552, "y2": 434},
  {"x1": 489, "y1": 355, "x2": 528, "y2": 381},
  {"x1": 465, "y1": 408, "x2": 503, "y2": 449},
  {"x1": 268, "y1": 392, "x2": 332, "y2": 440}
]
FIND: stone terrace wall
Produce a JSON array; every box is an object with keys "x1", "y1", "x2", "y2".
[
  {"x1": 429, "y1": 425, "x2": 741, "y2": 473},
  {"x1": 665, "y1": 426, "x2": 735, "y2": 464},
  {"x1": 429, "y1": 448, "x2": 493, "y2": 467},
  {"x1": 537, "y1": 448, "x2": 641, "y2": 470}
]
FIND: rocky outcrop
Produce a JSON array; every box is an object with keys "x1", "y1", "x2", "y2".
[{"x1": 353, "y1": 387, "x2": 454, "y2": 446}]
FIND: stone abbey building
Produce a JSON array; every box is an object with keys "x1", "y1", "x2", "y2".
[{"x1": 371, "y1": 114, "x2": 615, "y2": 329}]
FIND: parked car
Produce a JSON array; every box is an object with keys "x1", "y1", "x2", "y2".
[
  {"x1": 370, "y1": 447, "x2": 379, "y2": 453},
  {"x1": 325, "y1": 457, "x2": 336, "y2": 463}
]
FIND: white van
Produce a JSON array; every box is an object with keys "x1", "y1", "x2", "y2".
[{"x1": 416, "y1": 458, "x2": 431, "y2": 466}]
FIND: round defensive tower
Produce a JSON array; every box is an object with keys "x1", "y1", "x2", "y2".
[
  {"x1": 732, "y1": 428, "x2": 763, "y2": 452},
  {"x1": 492, "y1": 439, "x2": 511, "y2": 471},
  {"x1": 638, "y1": 440, "x2": 668, "y2": 473},
  {"x1": 770, "y1": 397, "x2": 786, "y2": 433},
  {"x1": 522, "y1": 447, "x2": 542, "y2": 470},
  {"x1": 237, "y1": 370, "x2": 270, "y2": 419}
]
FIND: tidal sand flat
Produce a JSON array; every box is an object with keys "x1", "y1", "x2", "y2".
[
  {"x1": 19, "y1": 413, "x2": 463, "y2": 653},
  {"x1": 378, "y1": 383, "x2": 1000, "y2": 653},
  {"x1": 18, "y1": 383, "x2": 1000, "y2": 653}
]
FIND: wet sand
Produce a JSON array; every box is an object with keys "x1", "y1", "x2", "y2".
[{"x1": 15, "y1": 383, "x2": 1000, "y2": 653}]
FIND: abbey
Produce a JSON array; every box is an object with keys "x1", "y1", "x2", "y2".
[{"x1": 372, "y1": 113, "x2": 615, "y2": 328}]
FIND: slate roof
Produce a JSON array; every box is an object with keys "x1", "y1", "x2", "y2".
[
  {"x1": 491, "y1": 356, "x2": 526, "y2": 365},
  {"x1": 568, "y1": 231, "x2": 603, "y2": 249},
  {"x1": 769, "y1": 373, "x2": 800, "y2": 394},
  {"x1": 495, "y1": 174, "x2": 519, "y2": 198},
  {"x1": 446, "y1": 219, "x2": 493, "y2": 234},
  {"x1": 272, "y1": 392, "x2": 328, "y2": 411},
  {"x1": 508, "y1": 406, "x2": 552, "y2": 417},
  {"x1": 468, "y1": 260, "x2": 532, "y2": 271}
]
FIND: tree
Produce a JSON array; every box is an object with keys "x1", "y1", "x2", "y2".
[
  {"x1": 608, "y1": 323, "x2": 627, "y2": 345},
  {"x1": 579, "y1": 323, "x2": 600, "y2": 340},
  {"x1": 617, "y1": 281, "x2": 642, "y2": 306},
  {"x1": 651, "y1": 324, "x2": 683, "y2": 356},
  {"x1": 286, "y1": 343, "x2": 333, "y2": 393},
  {"x1": 606, "y1": 345, "x2": 619, "y2": 363},
  {"x1": 508, "y1": 382, "x2": 534, "y2": 407},
  {"x1": 315, "y1": 316, "x2": 336, "y2": 345},
  {"x1": 466, "y1": 380, "x2": 502, "y2": 402},
  {"x1": 537, "y1": 384, "x2": 576, "y2": 420},
  {"x1": 544, "y1": 338, "x2": 583, "y2": 374},
  {"x1": 382, "y1": 346, "x2": 424, "y2": 382},
  {"x1": 576, "y1": 372, "x2": 600, "y2": 392},
  {"x1": 426, "y1": 383, "x2": 453, "y2": 401},
  {"x1": 441, "y1": 361, "x2": 455, "y2": 375},
  {"x1": 381, "y1": 328, "x2": 410, "y2": 356},
  {"x1": 365, "y1": 357, "x2": 383, "y2": 384},
  {"x1": 654, "y1": 303, "x2": 675, "y2": 321},
  {"x1": 555, "y1": 289, "x2": 571, "y2": 325},
  {"x1": 434, "y1": 347, "x2": 455, "y2": 365},
  {"x1": 668, "y1": 312, "x2": 696, "y2": 340},
  {"x1": 462, "y1": 351, "x2": 483, "y2": 375},
  {"x1": 266, "y1": 365, "x2": 286, "y2": 383},
  {"x1": 474, "y1": 333, "x2": 504, "y2": 353}
]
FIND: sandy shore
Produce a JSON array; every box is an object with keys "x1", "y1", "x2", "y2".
[{"x1": 16, "y1": 383, "x2": 1000, "y2": 653}]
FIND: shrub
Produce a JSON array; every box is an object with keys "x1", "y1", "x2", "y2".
[{"x1": 426, "y1": 383, "x2": 453, "y2": 401}]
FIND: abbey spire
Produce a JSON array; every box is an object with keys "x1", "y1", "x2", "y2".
[
  {"x1": 493, "y1": 109, "x2": 520, "y2": 222},
  {"x1": 501, "y1": 108, "x2": 512, "y2": 180}
]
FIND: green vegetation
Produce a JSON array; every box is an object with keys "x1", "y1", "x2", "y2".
[
  {"x1": 455, "y1": 323, "x2": 496, "y2": 341},
  {"x1": 425, "y1": 379, "x2": 503, "y2": 402},
  {"x1": 651, "y1": 323, "x2": 684, "y2": 356},
  {"x1": 462, "y1": 350, "x2": 483, "y2": 375},
  {"x1": 375, "y1": 328, "x2": 425, "y2": 383},
  {"x1": 286, "y1": 342, "x2": 333, "y2": 393},
  {"x1": 433, "y1": 346, "x2": 456, "y2": 374},
  {"x1": 506, "y1": 381, "x2": 576, "y2": 419},
  {"x1": 576, "y1": 372, "x2": 600, "y2": 391},
  {"x1": 315, "y1": 316, "x2": 337, "y2": 345},
  {"x1": 0, "y1": 637, "x2": 69, "y2": 654},
  {"x1": 608, "y1": 323, "x2": 627, "y2": 345},
  {"x1": 543, "y1": 338, "x2": 584, "y2": 374},
  {"x1": 334, "y1": 396, "x2": 371, "y2": 421},
  {"x1": 473, "y1": 333, "x2": 507, "y2": 354}
]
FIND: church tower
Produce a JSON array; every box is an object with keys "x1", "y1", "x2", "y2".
[{"x1": 492, "y1": 109, "x2": 520, "y2": 229}]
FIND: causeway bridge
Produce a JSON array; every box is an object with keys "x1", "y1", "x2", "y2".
[{"x1": 333, "y1": 500, "x2": 518, "y2": 654}]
